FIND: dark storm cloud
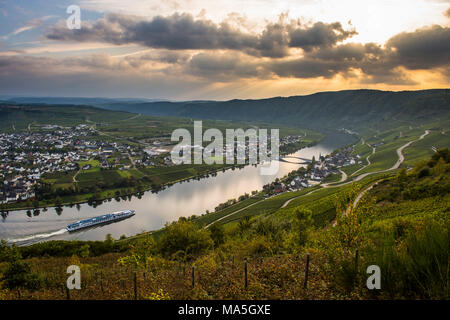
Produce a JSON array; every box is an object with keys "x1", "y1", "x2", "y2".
[
  {"x1": 267, "y1": 57, "x2": 351, "y2": 78},
  {"x1": 289, "y1": 22, "x2": 357, "y2": 51},
  {"x1": 385, "y1": 25, "x2": 450, "y2": 70},
  {"x1": 264, "y1": 25, "x2": 450, "y2": 83},
  {"x1": 1, "y1": 16, "x2": 447, "y2": 88},
  {"x1": 46, "y1": 13, "x2": 259, "y2": 52},
  {"x1": 186, "y1": 52, "x2": 266, "y2": 80},
  {"x1": 45, "y1": 13, "x2": 357, "y2": 58}
]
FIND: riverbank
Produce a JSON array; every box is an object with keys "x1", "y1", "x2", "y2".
[
  {"x1": 2, "y1": 132, "x2": 358, "y2": 245},
  {"x1": 1, "y1": 136, "x2": 324, "y2": 213}
]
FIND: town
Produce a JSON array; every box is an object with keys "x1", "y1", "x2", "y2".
[
  {"x1": 0, "y1": 124, "x2": 171, "y2": 204},
  {"x1": 264, "y1": 146, "x2": 363, "y2": 195},
  {"x1": 0, "y1": 124, "x2": 357, "y2": 206}
]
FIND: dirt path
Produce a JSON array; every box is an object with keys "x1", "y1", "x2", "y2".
[
  {"x1": 204, "y1": 197, "x2": 266, "y2": 229},
  {"x1": 280, "y1": 188, "x2": 322, "y2": 209},
  {"x1": 351, "y1": 143, "x2": 375, "y2": 176},
  {"x1": 331, "y1": 179, "x2": 380, "y2": 227},
  {"x1": 204, "y1": 130, "x2": 430, "y2": 228},
  {"x1": 72, "y1": 168, "x2": 81, "y2": 183},
  {"x1": 331, "y1": 130, "x2": 430, "y2": 186},
  {"x1": 391, "y1": 130, "x2": 429, "y2": 170},
  {"x1": 281, "y1": 130, "x2": 430, "y2": 210},
  {"x1": 330, "y1": 130, "x2": 430, "y2": 226},
  {"x1": 338, "y1": 169, "x2": 347, "y2": 183},
  {"x1": 127, "y1": 151, "x2": 137, "y2": 169},
  {"x1": 120, "y1": 113, "x2": 141, "y2": 121}
]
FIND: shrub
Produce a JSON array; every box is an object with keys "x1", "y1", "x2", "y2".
[
  {"x1": 417, "y1": 166, "x2": 430, "y2": 178},
  {"x1": 291, "y1": 208, "x2": 313, "y2": 247},
  {"x1": 364, "y1": 219, "x2": 449, "y2": 299},
  {"x1": 209, "y1": 224, "x2": 225, "y2": 247},
  {"x1": 1, "y1": 260, "x2": 43, "y2": 291},
  {"x1": 156, "y1": 220, "x2": 214, "y2": 260}
]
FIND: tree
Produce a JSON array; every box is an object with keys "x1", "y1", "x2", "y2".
[
  {"x1": 0, "y1": 240, "x2": 21, "y2": 263},
  {"x1": 209, "y1": 224, "x2": 225, "y2": 247},
  {"x1": 0, "y1": 241, "x2": 42, "y2": 291},
  {"x1": 237, "y1": 216, "x2": 253, "y2": 237},
  {"x1": 118, "y1": 234, "x2": 155, "y2": 268},
  {"x1": 291, "y1": 208, "x2": 313, "y2": 247},
  {"x1": 77, "y1": 244, "x2": 90, "y2": 258},
  {"x1": 156, "y1": 220, "x2": 213, "y2": 260},
  {"x1": 433, "y1": 157, "x2": 446, "y2": 176},
  {"x1": 396, "y1": 168, "x2": 407, "y2": 183},
  {"x1": 1, "y1": 260, "x2": 42, "y2": 291}
]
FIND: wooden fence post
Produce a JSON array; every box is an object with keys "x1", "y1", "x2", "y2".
[
  {"x1": 354, "y1": 249, "x2": 359, "y2": 289},
  {"x1": 134, "y1": 271, "x2": 138, "y2": 300},
  {"x1": 304, "y1": 253, "x2": 310, "y2": 290},
  {"x1": 66, "y1": 285, "x2": 70, "y2": 300},
  {"x1": 244, "y1": 258, "x2": 248, "y2": 289},
  {"x1": 191, "y1": 266, "x2": 195, "y2": 289},
  {"x1": 100, "y1": 272, "x2": 104, "y2": 294}
]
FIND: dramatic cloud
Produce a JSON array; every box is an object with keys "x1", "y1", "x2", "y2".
[
  {"x1": 186, "y1": 52, "x2": 267, "y2": 80},
  {"x1": 45, "y1": 13, "x2": 357, "y2": 58},
  {"x1": 385, "y1": 25, "x2": 450, "y2": 70},
  {"x1": 0, "y1": 8, "x2": 447, "y2": 98},
  {"x1": 3, "y1": 19, "x2": 449, "y2": 87},
  {"x1": 289, "y1": 22, "x2": 358, "y2": 51},
  {"x1": 265, "y1": 25, "x2": 450, "y2": 83}
]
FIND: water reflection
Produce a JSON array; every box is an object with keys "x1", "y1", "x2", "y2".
[{"x1": 0, "y1": 132, "x2": 356, "y2": 245}]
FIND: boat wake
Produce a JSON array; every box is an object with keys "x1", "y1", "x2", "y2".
[{"x1": 6, "y1": 228, "x2": 68, "y2": 245}]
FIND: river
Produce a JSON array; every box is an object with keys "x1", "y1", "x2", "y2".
[{"x1": 0, "y1": 132, "x2": 356, "y2": 246}]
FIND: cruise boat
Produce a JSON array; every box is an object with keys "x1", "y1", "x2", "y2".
[{"x1": 66, "y1": 210, "x2": 135, "y2": 232}]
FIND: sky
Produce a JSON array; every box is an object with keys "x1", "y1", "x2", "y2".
[{"x1": 0, "y1": 0, "x2": 449, "y2": 100}]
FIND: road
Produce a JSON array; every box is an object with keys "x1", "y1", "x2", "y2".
[
  {"x1": 282, "y1": 130, "x2": 429, "y2": 210},
  {"x1": 205, "y1": 130, "x2": 430, "y2": 228},
  {"x1": 330, "y1": 130, "x2": 430, "y2": 226},
  {"x1": 120, "y1": 113, "x2": 141, "y2": 121},
  {"x1": 280, "y1": 188, "x2": 321, "y2": 209},
  {"x1": 351, "y1": 143, "x2": 375, "y2": 176},
  {"x1": 325, "y1": 130, "x2": 430, "y2": 187},
  {"x1": 204, "y1": 197, "x2": 266, "y2": 229},
  {"x1": 72, "y1": 168, "x2": 81, "y2": 183},
  {"x1": 338, "y1": 169, "x2": 347, "y2": 183},
  {"x1": 127, "y1": 151, "x2": 137, "y2": 169}
]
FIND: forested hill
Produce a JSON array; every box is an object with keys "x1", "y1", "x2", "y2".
[
  {"x1": 98, "y1": 89, "x2": 450, "y2": 131},
  {"x1": 0, "y1": 104, "x2": 132, "y2": 131}
]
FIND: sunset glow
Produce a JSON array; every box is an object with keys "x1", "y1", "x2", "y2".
[{"x1": 0, "y1": 0, "x2": 449, "y2": 99}]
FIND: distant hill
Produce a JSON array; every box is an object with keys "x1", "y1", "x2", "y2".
[
  {"x1": 2, "y1": 97, "x2": 165, "y2": 105},
  {"x1": 97, "y1": 89, "x2": 450, "y2": 131},
  {"x1": 0, "y1": 103, "x2": 132, "y2": 131},
  {"x1": 3, "y1": 89, "x2": 449, "y2": 133}
]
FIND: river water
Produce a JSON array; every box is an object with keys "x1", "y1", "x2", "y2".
[{"x1": 0, "y1": 132, "x2": 356, "y2": 245}]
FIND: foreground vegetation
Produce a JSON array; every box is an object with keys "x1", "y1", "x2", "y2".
[{"x1": 1, "y1": 150, "x2": 448, "y2": 300}]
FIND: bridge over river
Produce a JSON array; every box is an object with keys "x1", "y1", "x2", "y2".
[{"x1": 278, "y1": 155, "x2": 313, "y2": 164}]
